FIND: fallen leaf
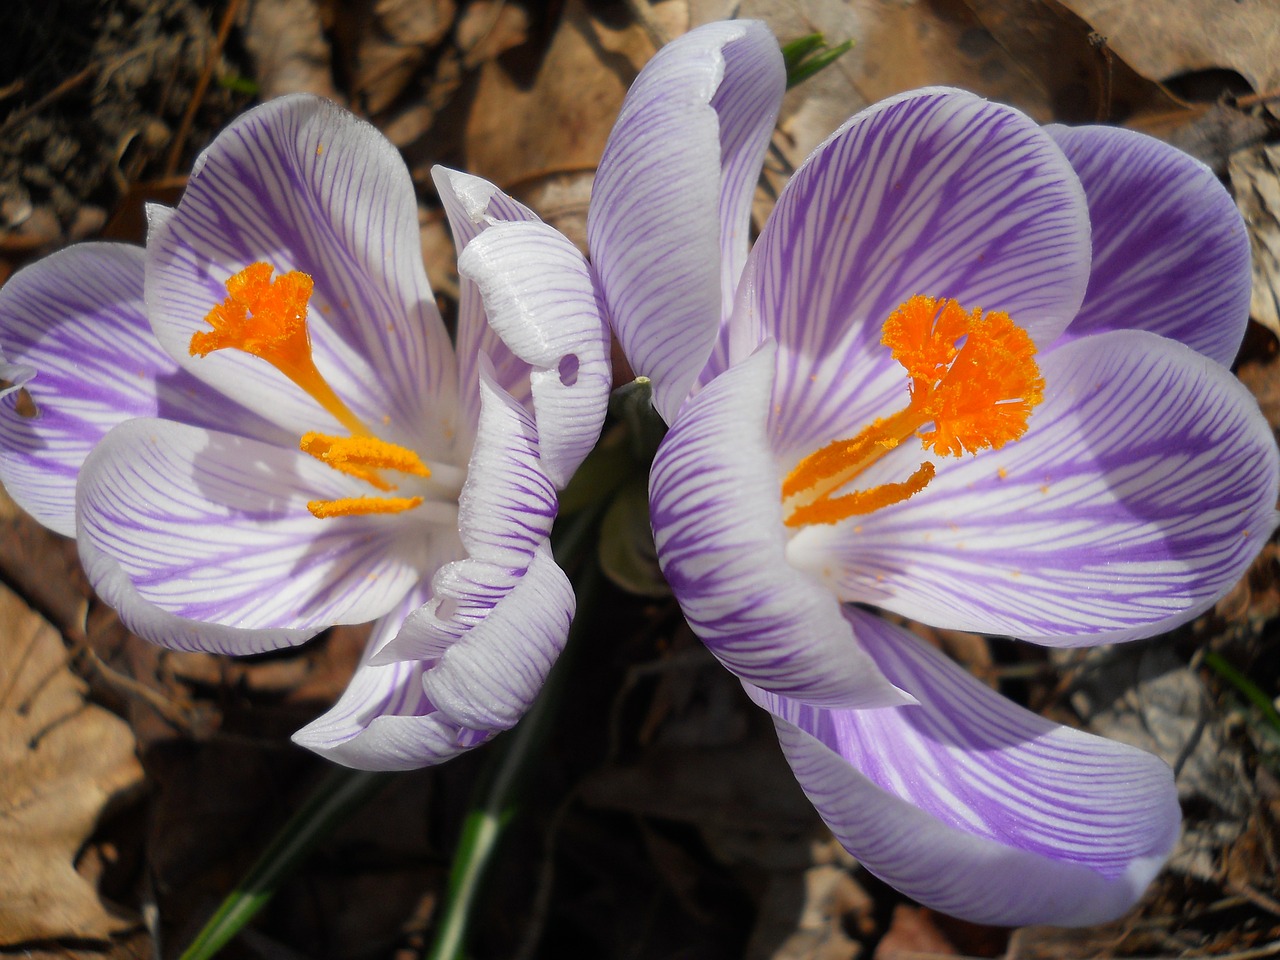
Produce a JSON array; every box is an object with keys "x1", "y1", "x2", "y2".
[
  {"x1": 352, "y1": 0, "x2": 455, "y2": 114},
  {"x1": 456, "y1": 0, "x2": 531, "y2": 68},
  {"x1": 1063, "y1": 644, "x2": 1258, "y2": 883},
  {"x1": 961, "y1": 0, "x2": 1186, "y2": 122},
  {"x1": 244, "y1": 0, "x2": 341, "y2": 101},
  {"x1": 463, "y1": 0, "x2": 650, "y2": 193},
  {"x1": 1060, "y1": 0, "x2": 1280, "y2": 105},
  {"x1": 0, "y1": 583, "x2": 144, "y2": 945},
  {"x1": 1230, "y1": 143, "x2": 1280, "y2": 340}
]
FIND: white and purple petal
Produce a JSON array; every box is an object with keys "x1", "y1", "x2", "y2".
[
  {"x1": 432, "y1": 166, "x2": 542, "y2": 436},
  {"x1": 747, "y1": 608, "x2": 1179, "y2": 927},
  {"x1": 376, "y1": 364, "x2": 559, "y2": 664},
  {"x1": 79, "y1": 536, "x2": 314, "y2": 655},
  {"x1": 145, "y1": 95, "x2": 458, "y2": 452},
  {"x1": 457, "y1": 219, "x2": 610, "y2": 488},
  {"x1": 0, "y1": 243, "x2": 283, "y2": 535},
  {"x1": 76, "y1": 418, "x2": 433, "y2": 638},
  {"x1": 418, "y1": 545, "x2": 572, "y2": 730},
  {"x1": 738, "y1": 88, "x2": 1091, "y2": 466},
  {"x1": 588, "y1": 19, "x2": 784, "y2": 423},
  {"x1": 650, "y1": 344, "x2": 910, "y2": 709},
  {"x1": 792, "y1": 330, "x2": 1280, "y2": 645},
  {"x1": 1050, "y1": 125, "x2": 1251, "y2": 366},
  {"x1": 291, "y1": 584, "x2": 499, "y2": 771}
]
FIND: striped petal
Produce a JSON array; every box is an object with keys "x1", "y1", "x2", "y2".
[
  {"x1": 588, "y1": 20, "x2": 784, "y2": 423},
  {"x1": 145, "y1": 95, "x2": 459, "y2": 453},
  {"x1": 0, "y1": 243, "x2": 283, "y2": 535},
  {"x1": 291, "y1": 583, "x2": 501, "y2": 771},
  {"x1": 747, "y1": 607, "x2": 1179, "y2": 927},
  {"x1": 76, "y1": 418, "x2": 433, "y2": 637},
  {"x1": 650, "y1": 345, "x2": 910, "y2": 709},
  {"x1": 375, "y1": 364, "x2": 560, "y2": 671},
  {"x1": 457, "y1": 219, "x2": 610, "y2": 487},
  {"x1": 739, "y1": 88, "x2": 1090, "y2": 466},
  {"x1": 432, "y1": 166, "x2": 542, "y2": 438},
  {"x1": 417, "y1": 545, "x2": 572, "y2": 730},
  {"x1": 78, "y1": 537, "x2": 313, "y2": 654},
  {"x1": 791, "y1": 330, "x2": 1280, "y2": 645},
  {"x1": 1050, "y1": 125, "x2": 1251, "y2": 366}
]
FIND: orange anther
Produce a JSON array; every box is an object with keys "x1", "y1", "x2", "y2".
[
  {"x1": 300, "y1": 433, "x2": 430, "y2": 491},
  {"x1": 307, "y1": 495, "x2": 425, "y2": 519}
]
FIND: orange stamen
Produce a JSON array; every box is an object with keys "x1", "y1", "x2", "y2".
[
  {"x1": 191, "y1": 262, "x2": 367, "y2": 437},
  {"x1": 307, "y1": 496, "x2": 424, "y2": 519},
  {"x1": 300, "y1": 432, "x2": 431, "y2": 492},
  {"x1": 782, "y1": 296, "x2": 1043, "y2": 527}
]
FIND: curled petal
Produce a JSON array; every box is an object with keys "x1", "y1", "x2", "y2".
[
  {"x1": 650, "y1": 345, "x2": 910, "y2": 709},
  {"x1": 291, "y1": 584, "x2": 499, "y2": 771},
  {"x1": 0, "y1": 244, "x2": 282, "y2": 535},
  {"x1": 418, "y1": 545, "x2": 572, "y2": 730},
  {"x1": 794, "y1": 330, "x2": 1280, "y2": 644},
  {"x1": 742, "y1": 88, "x2": 1091, "y2": 466},
  {"x1": 458, "y1": 219, "x2": 610, "y2": 487},
  {"x1": 589, "y1": 20, "x2": 784, "y2": 423},
  {"x1": 748, "y1": 608, "x2": 1179, "y2": 927},
  {"x1": 432, "y1": 166, "x2": 542, "y2": 436},
  {"x1": 375, "y1": 364, "x2": 560, "y2": 668},
  {"x1": 145, "y1": 95, "x2": 458, "y2": 451},
  {"x1": 76, "y1": 418, "x2": 430, "y2": 638},
  {"x1": 1050, "y1": 124, "x2": 1251, "y2": 366}
]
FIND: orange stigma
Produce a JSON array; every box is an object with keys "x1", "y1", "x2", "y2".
[
  {"x1": 196, "y1": 263, "x2": 436, "y2": 522},
  {"x1": 191, "y1": 262, "x2": 367, "y2": 437},
  {"x1": 782, "y1": 296, "x2": 1043, "y2": 527}
]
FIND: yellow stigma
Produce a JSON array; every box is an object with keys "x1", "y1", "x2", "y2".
[
  {"x1": 783, "y1": 296, "x2": 1043, "y2": 527},
  {"x1": 191, "y1": 262, "x2": 367, "y2": 437}
]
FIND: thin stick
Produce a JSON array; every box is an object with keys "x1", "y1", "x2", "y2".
[{"x1": 164, "y1": 0, "x2": 244, "y2": 176}]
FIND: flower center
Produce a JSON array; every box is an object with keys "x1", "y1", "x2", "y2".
[
  {"x1": 781, "y1": 295, "x2": 1044, "y2": 527},
  {"x1": 192, "y1": 262, "x2": 432, "y2": 519}
]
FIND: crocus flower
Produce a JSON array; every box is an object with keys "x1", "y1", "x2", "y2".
[
  {"x1": 0, "y1": 95, "x2": 610, "y2": 770},
  {"x1": 588, "y1": 21, "x2": 1279, "y2": 925}
]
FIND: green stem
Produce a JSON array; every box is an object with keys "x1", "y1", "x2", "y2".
[
  {"x1": 178, "y1": 767, "x2": 392, "y2": 960},
  {"x1": 426, "y1": 507, "x2": 603, "y2": 960},
  {"x1": 1203, "y1": 650, "x2": 1280, "y2": 735}
]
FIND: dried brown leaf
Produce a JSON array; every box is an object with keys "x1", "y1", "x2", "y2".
[
  {"x1": 463, "y1": 0, "x2": 650, "y2": 192},
  {"x1": 1061, "y1": 0, "x2": 1280, "y2": 105},
  {"x1": 456, "y1": 0, "x2": 530, "y2": 68},
  {"x1": 1231, "y1": 143, "x2": 1280, "y2": 340},
  {"x1": 0, "y1": 584, "x2": 143, "y2": 945},
  {"x1": 374, "y1": 0, "x2": 454, "y2": 46},
  {"x1": 244, "y1": 0, "x2": 340, "y2": 101},
  {"x1": 961, "y1": 0, "x2": 1186, "y2": 122}
]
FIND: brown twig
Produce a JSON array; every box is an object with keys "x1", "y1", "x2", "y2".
[
  {"x1": 1235, "y1": 88, "x2": 1280, "y2": 109},
  {"x1": 0, "y1": 62, "x2": 98, "y2": 138},
  {"x1": 164, "y1": 0, "x2": 244, "y2": 177}
]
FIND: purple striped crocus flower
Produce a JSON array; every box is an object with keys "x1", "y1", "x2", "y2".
[
  {"x1": 0, "y1": 95, "x2": 610, "y2": 770},
  {"x1": 589, "y1": 21, "x2": 1279, "y2": 925}
]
